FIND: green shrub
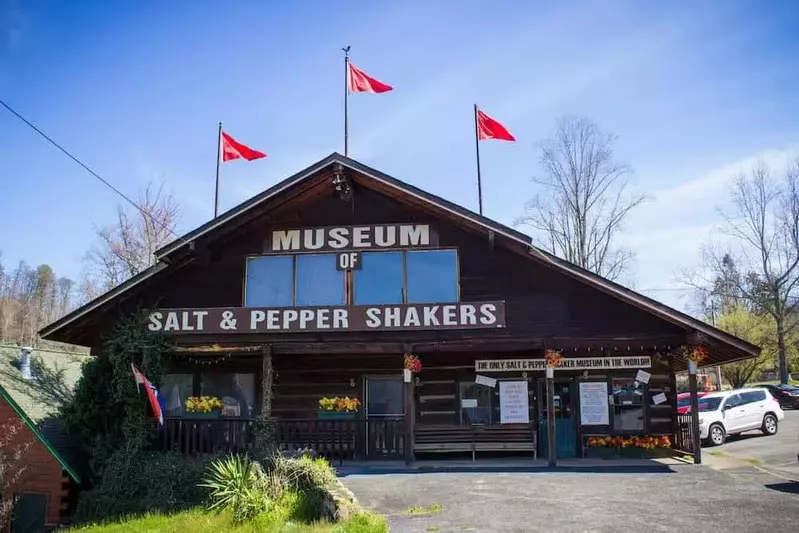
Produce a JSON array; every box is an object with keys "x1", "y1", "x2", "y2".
[
  {"x1": 73, "y1": 451, "x2": 217, "y2": 523},
  {"x1": 273, "y1": 454, "x2": 337, "y2": 494},
  {"x1": 200, "y1": 455, "x2": 274, "y2": 523}
]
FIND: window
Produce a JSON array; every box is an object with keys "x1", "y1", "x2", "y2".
[
  {"x1": 245, "y1": 256, "x2": 293, "y2": 307},
  {"x1": 611, "y1": 377, "x2": 645, "y2": 432},
  {"x1": 245, "y1": 249, "x2": 460, "y2": 307},
  {"x1": 724, "y1": 394, "x2": 743, "y2": 409},
  {"x1": 459, "y1": 381, "x2": 494, "y2": 425},
  {"x1": 354, "y1": 252, "x2": 404, "y2": 305},
  {"x1": 296, "y1": 254, "x2": 345, "y2": 305},
  {"x1": 200, "y1": 373, "x2": 256, "y2": 418},
  {"x1": 162, "y1": 373, "x2": 193, "y2": 416},
  {"x1": 740, "y1": 390, "x2": 767, "y2": 404},
  {"x1": 406, "y1": 250, "x2": 458, "y2": 303},
  {"x1": 365, "y1": 378, "x2": 404, "y2": 417}
]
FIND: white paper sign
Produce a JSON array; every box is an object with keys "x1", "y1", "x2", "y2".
[
  {"x1": 475, "y1": 374, "x2": 497, "y2": 388},
  {"x1": 403, "y1": 368, "x2": 412, "y2": 383},
  {"x1": 652, "y1": 392, "x2": 667, "y2": 405},
  {"x1": 499, "y1": 381, "x2": 529, "y2": 424},
  {"x1": 579, "y1": 382, "x2": 610, "y2": 425},
  {"x1": 635, "y1": 370, "x2": 651, "y2": 384},
  {"x1": 461, "y1": 398, "x2": 478, "y2": 408}
]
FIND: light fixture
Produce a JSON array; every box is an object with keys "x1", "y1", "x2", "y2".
[
  {"x1": 349, "y1": 378, "x2": 356, "y2": 388},
  {"x1": 331, "y1": 163, "x2": 352, "y2": 201}
]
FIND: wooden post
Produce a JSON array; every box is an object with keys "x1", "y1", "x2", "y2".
[
  {"x1": 262, "y1": 345, "x2": 273, "y2": 416},
  {"x1": 404, "y1": 371, "x2": 415, "y2": 465},
  {"x1": 546, "y1": 368, "x2": 557, "y2": 467},
  {"x1": 688, "y1": 362, "x2": 702, "y2": 465}
]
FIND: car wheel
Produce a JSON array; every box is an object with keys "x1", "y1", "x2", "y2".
[
  {"x1": 762, "y1": 413, "x2": 778, "y2": 435},
  {"x1": 708, "y1": 423, "x2": 725, "y2": 446}
]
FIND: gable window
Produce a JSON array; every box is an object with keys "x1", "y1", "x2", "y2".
[
  {"x1": 406, "y1": 250, "x2": 458, "y2": 303},
  {"x1": 245, "y1": 256, "x2": 293, "y2": 307},
  {"x1": 244, "y1": 249, "x2": 460, "y2": 307},
  {"x1": 296, "y1": 254, "x2": 345, "y2": 306},
  {"x1": 353, "y1": 252, "x2": 404, "y2": 305}
]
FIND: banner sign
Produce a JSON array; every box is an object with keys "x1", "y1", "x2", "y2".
[
  {"x1": 147, "y1": 301, "x2": 505, "y2": 334},
  {"x1": 475, "y1": 356, "x2": 651, "y2": 373},
  {"x1": 499, "y1": 381, "x2": 529, "y2": 424},
  {"x1": 267, "y1": 224, "x2": 437, "y2": 253}
]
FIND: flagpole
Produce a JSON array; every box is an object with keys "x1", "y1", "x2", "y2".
[
  {"x1": 214, "y1": 121, "x2": 222, "y2": 218},
  {"x1": 343, "y1": 46, "x2": 351, "y2": 157},
  {"x1": 473, "y1": 104, "x2": 483, "y2": 216}
]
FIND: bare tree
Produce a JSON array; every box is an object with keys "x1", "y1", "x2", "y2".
[
  {"x1": 0, "y1": 420, "x2": 32, "y2": 528},
  {"x1": 699, "y1": 159, "x2": 799, "y2": 384},
  {"x1": 84, "y1": 182, "x2": 179, "y2": 291},
  {"x1": 516, "y1": 116, "x2": 645, "y2": 281}
]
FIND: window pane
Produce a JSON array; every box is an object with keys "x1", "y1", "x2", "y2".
[
  {"x1": 613, "y1": 406, "x2": 644, "y2": 431},
  {"x1": 354, "y1": 252, "x2": 404, "y2": 305},
  {"x1": 406, "y1": 250, "x2": 458, "y2": 303},
  {"x1": 162, "y1": 373, "x2": 193, "y2": 416},
  {"x1": 366, "y1": 378, "x2": 404, "y2": 417},
  {"x1": 459, "y1": 382, "x2": 493, "y2": 425},
  {"x1": 200, "y1": 373, "x2": 256, "y2": 418},
  {"x1": 245, "y1": 256, "x2": 293, "y2": 307},
  {"x1": 295, "y1": 254, "x2": 344, "y2": 306},
  {"x1": 611, "y1": 378, "x2": 644, "y2": 405}
]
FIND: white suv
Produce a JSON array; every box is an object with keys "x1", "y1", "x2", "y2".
[{"x1": 697, "y1": 388, "x2": 784, "y2": 446}]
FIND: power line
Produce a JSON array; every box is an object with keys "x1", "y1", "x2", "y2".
[{"x1": 0, "y1": 99, "x2": 181, "y2": 241}]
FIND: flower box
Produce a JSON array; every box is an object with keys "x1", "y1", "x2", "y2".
[
  {"x1": 184, "y1": 409, "x2": 221, "y2": 419},
  {"x1": 317, "y1": 411, "x2": 358, "y2": 420}
]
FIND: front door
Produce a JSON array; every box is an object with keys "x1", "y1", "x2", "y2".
[
  {"x1": 364, "y1": 376, "x2": 405, "y2": 459},
  {"x1": 538, "y1": 378, "x2": 577, "y2": 458}
]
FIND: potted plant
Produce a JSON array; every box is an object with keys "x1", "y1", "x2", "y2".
[
  {"x1": 318, "y1": 396, "x2": 361, "y2": 420},
  {"x1": 184, "y1": 396, "x2": 224, "y2": 419}
]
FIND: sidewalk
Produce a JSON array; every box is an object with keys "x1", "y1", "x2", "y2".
[{"x1": 336, "y1": 456, "x2": 689, "y2": 476}]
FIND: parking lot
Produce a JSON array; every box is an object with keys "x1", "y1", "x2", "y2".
[{"x1": 710, "y1": 408, "x2": 799, "y2": 476}]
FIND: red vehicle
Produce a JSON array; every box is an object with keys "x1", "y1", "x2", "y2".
[{"x1": 677, "y1": 392, "x2": 709, "y2": 414}]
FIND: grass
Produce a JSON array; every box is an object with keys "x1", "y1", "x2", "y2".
[
  {"x1": 402, "y1": 503, "x2": 443, "y2": 516},
  {"x1": 426, "y1": 527, "x2": 441, "y2": 532},
  {"x1": 68, "y1": 505, "x2": 388, "y2": 533}
]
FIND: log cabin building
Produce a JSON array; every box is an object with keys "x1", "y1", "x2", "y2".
[{"x1": 40, "y1": 153, "x2": 758, "y2": 463}]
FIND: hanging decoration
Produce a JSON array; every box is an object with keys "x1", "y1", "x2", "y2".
[
  {"x1": 545, "y1": 349, "x2": 564, "y2": 368},
  {"x1": 404, "y1": 353, "x2": 422, "y2": 373},
  {"x1": 685, "y1": 345, "x2": 709, "y2": 365},
  {"x1": 186, "y1": 353, "x2": 233, "y2": 366}
]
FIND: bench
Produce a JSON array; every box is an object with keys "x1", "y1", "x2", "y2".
[{"x1": 415, "y1": 425, "x2": 537, "y2": 460}]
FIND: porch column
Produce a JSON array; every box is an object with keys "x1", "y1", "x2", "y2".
[
  {"x1": 546, "y1": 367, "x2": 556, "y2": 467},
  {"x1": 404, "y1": 371, "x2": 415, "y2": 465},
  {"x1": 688, "y1": 361, "x2": 702, "y2": 465}
]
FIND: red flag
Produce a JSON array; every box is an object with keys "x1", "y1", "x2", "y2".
[
  {"x1": 131, "y1": 364, "x2": 164, "y2": 425},
  {"x1": 221, "y1": 132, "x2": 266, "y2": 162},
  {"x1": 476, "y1": 109, "x2": 515, "y2": 142},
  {"x1": 348, "y1": 63, "x2": 393, "y2": 94}
]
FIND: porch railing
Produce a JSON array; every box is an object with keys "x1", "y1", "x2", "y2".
[
  {"x1": 155, "y1": 417, "x2": 255, "y2": 455},
  {"x1": 673, "y1": 413, "x2": 696, "y2": 455},
  {"x1": 153, "y1": 417, "x2": 405, "y2": 460}
]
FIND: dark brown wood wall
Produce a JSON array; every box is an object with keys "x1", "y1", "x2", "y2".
[{"x1": 112, "y1": 182, "x2": 686, "y2": 348}]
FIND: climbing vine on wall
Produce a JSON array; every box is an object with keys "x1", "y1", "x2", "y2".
[{"x1": 62, "y1": 314, "x2": 169, "y2": 478}]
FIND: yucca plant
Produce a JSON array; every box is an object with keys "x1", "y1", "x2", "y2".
[{"x1": 199, "y1": 454, "x2": 271, "y2": 522}]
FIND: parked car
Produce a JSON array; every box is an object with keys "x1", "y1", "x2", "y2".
[
  {"x1": 757, "y1": 384, "x2": 799, "y2": 409},
  {"x1": 676, "y1": 392, "x2": 709, "y2": 414},
  {"x1": 697, "y1": 388, "x2": 784, "y2": 446}
]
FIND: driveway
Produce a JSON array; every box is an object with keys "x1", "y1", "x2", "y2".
[
  {"x1": 710, "y1": 408, "x2": 799, "y2": 476},
  {"x1": 342, "y1": 464, "x2": 799, "y2": 532}
]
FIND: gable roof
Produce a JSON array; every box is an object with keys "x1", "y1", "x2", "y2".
[
  {"x1": 0, "y1": 345, "x2": 90, "y2": 483},
  {"x1": 39, "y1": 153, "x2": 759, "y2": 360}
]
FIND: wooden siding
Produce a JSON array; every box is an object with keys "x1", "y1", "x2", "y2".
[{"x1": 0, "y1": 400, "x2": 70, "y2": 527}]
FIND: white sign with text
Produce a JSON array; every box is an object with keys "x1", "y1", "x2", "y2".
[
  {"x1": 499, "y1": 381, "x2": 529, "y2": 424},
  {"x1": 579, "y1": 381, "x2": 610, "y2": 426}
]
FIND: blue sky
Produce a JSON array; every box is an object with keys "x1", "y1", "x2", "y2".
[{"x1": 1, "y1": 0, "x2": 799, "y2": 311}]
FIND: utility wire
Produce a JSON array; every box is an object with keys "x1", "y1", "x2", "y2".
[{"x1": 0, "y1": 99, "x2": 181, "y2": 241}]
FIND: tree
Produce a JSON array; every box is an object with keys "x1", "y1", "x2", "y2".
[
  {"x1": 84, "y1": 183, "x2": 179, "y2": 291},
  {"x1": 702, "y1": 159, "x2": 799, "y2": 384},
  {"x1": 714, "y1": 306, "x2": 778, "y2": 388},
  {"x1": 0, "y1": 420, "x2": 32, "y2": 528},
  {"x1": 516, "y1": 115, "x2": 645, "y2": 281}
]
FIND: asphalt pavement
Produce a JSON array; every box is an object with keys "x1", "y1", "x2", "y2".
[
  {"x1": 710, "y1": 408, "x2": 799, "y2": 476},
  {"x1": 342, "y1": 464, "x2": 799, "y2": 532}
]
